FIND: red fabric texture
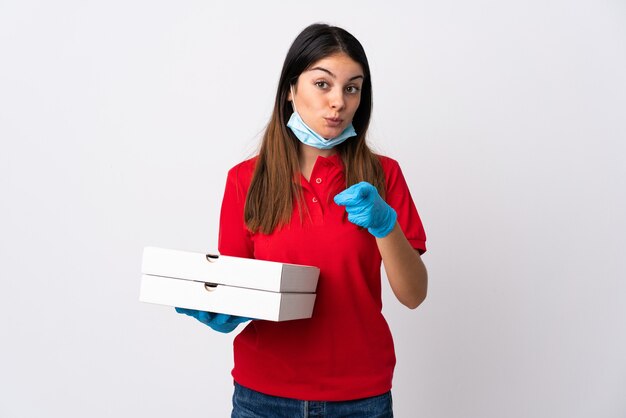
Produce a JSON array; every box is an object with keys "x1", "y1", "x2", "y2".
[{"x1": 218, "y1": 154, "x2": 426, "y2": 401}]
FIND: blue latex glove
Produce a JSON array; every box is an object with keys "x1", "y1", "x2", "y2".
[
  {"x1": 334, "y1": 181, "x2": 397, "y2": 238},
  {"x1": 175, "y1": 307, "x2": 251, "y2": 333}
]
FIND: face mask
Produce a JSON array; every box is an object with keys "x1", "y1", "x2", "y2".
[{"x1": 286, "y1": 86, "x2": 357, "y2": 150}]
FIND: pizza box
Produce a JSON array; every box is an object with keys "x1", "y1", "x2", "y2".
[{"x1": 139, "y1": 247, "x2": 320, "y2": 321}]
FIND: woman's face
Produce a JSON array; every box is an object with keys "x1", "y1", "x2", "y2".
[{"x1": 289, "y1": 53, "x2": 364, "y2": 139}]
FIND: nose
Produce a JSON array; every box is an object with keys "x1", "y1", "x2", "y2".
[{"x1": 328, "y1": 88, "x2": 345, "y2": 111}]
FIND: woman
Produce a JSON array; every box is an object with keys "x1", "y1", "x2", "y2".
[{"x1": 177, "y1": 23, "x2": 427, "y2": 417}]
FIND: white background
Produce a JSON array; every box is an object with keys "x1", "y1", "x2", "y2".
[{"x1": 1, "y1": 1, "x2": 625, "y2": 417}]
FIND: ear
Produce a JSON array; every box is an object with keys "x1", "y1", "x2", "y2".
[{"x1": 287, "y1": 83, "x2": 296, "y2": 102}]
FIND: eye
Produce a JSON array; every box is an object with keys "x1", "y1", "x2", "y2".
[
  {"x1": 315, "y1": 81, "x2": 329, "y2": 89},
  {"x1": 346, "y1": 85, "x2": 361, "y2": 94}
]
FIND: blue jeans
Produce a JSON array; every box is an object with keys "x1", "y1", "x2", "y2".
[{"x1": 231, "y1": 382, "x2": 393, "y2": 418}]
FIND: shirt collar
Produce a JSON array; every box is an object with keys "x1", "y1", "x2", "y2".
[{"x1": 314, "y1": 153, "x2": 343, "y2": 169}]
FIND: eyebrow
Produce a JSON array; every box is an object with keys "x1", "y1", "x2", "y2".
[{"x1": 308, "y1": 66, "x2": 364, "y2": 81}]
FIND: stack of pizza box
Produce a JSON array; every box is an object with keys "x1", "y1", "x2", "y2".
[{"x1": 139, "y1": 247, "x2": 320, "y2": 321}]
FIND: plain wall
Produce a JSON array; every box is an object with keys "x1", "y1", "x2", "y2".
[{"x1": 1, "y1": 1, "x2": 625, "y2": 417}]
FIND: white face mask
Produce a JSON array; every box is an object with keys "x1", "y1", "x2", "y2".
[{"x1": 286, "y1": 86, "x2": 357, "y2": 150}]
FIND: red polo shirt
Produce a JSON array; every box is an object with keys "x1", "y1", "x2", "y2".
[{"x1": 218, "y1": 153, "x2": 426, "y2": 401}]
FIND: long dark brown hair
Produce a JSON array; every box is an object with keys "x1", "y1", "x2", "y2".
[{"x1": 245, "y1": 23, "x2": 385, "y2": 234}]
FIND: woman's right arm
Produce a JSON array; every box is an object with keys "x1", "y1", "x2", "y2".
[{"x1": 218, "y1": 164, "x2": 255, "y2": 259}]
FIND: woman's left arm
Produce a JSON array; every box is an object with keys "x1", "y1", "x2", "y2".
[
  {"x1": 376, "y1": 223, "x2": 428, "y2": 309},
  {"x1": 334, "y1": 180, "x2": 428, "y2": 309}
]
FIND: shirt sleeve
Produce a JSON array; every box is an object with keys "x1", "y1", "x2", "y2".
[
  {"x1": 382, "y1": 157, "x2": 427, "y2": 254},
  {"x1": 218, "y1": 163, "x2": 255, "y2": 259}
]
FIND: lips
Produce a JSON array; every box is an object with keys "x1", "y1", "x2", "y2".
[{"x1": 324, "y1": 117, "x2": 343, "y2": 128}]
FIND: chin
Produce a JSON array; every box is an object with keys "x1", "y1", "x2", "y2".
[{"x1": 321, "y1": 129, "x2": 342, "y2": 139}]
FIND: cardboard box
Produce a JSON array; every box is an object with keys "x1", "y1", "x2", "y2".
[{"x1": 139, "y1": 247, "x2": 320, "y2": 321}]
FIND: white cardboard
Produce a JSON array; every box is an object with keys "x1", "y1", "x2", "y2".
[
  {"x1": 141, "y1": 247, "x2": 319, "y2": 293},
  {"x1": 139, "y1": 274, "x2": 316, "y2": 321}
]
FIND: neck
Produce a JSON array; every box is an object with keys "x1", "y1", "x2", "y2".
[{"x1": 298, "y1": 143, "x2": 336, "y2": 181}]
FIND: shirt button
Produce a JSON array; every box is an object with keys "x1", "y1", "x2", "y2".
[
  {"x1": 315, "y1": 177, "x2": 322, "y2": 184},
  {"x1": 312, "y1": 197, "x2": 318, "y2": 203}
]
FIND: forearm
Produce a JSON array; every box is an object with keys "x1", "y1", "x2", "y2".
[{"x1": 377, "y1": 223, "x2": 428, "y2": 309}]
